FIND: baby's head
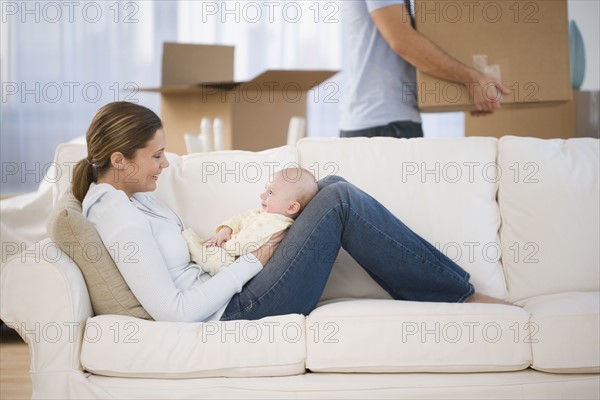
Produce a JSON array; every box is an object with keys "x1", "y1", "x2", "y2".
[{"x1": 260, "y1": 168, "x2": 318, "y2": 219}]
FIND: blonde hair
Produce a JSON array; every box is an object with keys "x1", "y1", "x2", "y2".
[{"x1": 71, "y1": 102, "x2": 162, "y2": 202}]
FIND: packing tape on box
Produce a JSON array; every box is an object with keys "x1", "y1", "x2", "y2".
[
  {"x1": 473, "y1": 54, "x2": 502, "y2": 102},
  {"x1": 473, "y1": 54, "x2": 501, "y2": 82}
]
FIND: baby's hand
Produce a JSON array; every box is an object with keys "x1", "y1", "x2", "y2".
[{"x1": 205, "y1": 227, "x2": 232, "y2": 247}]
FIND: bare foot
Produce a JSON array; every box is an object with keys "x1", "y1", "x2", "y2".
[{"x1": 468, "y1": 292, "x2": 515, "y2": 306}]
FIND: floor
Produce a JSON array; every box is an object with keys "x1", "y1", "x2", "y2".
[{"x1": 0, "y1": 323, "x2": 32, "y2": 399}]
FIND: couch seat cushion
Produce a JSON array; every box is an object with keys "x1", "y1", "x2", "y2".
[
  {"x1": 306, "y1": 299, "x2": 530, "y2": 373},
  {"x1": 81, "y1": 314, "x2": 306, "y2": 378},
  {"x1": 522, "y1": 292, "x2": 600, "y2": 373}
]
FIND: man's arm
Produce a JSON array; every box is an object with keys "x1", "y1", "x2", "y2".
[{"x1": 371, "y1": 4, "x2": 510, "y2": 112}]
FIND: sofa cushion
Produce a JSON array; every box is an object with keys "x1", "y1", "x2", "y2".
[
  {"x1": 522, "y1": 292, "x2": 600, "y2": 373},
  {"x1": 52, "y1": 142, "x2": 87, "y2": 206},
  {"x1": 153, "y1": 146, "x2": 299, "y2": 240},
  {"x1": 306, "y1": 300, "x2": 530, "y2": 373},
  {"x1": 80, "y1": 314, "x2": 307, "y2": 378},
  {"x1": 46, "y1": 192, "x2": 152, "y2": 320},
  {"x1": 498, "y1": 137, "x2": 600, "y2": 302},
  {"x1": 52, "y1": 143, "x2": 299, "y2": 236},
  {"x1": 298, "y1": 137, "x2": 507, "y2": 300}
]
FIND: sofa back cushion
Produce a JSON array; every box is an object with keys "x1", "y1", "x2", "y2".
[
  {"x1": 298, "y1": 137, "x2": 507, "y2": 300},
  {"x1": 52, "y1": 142, "x2": 88, "y2": 206},
  {"x1": 52, "y1": 143, "x2": 299, "y2": 233},
  {"x1": 152, "y1": 146, "x2": 299, "y2": 238},
  {"x1": 51, "y1": 144, "x2": 298, "y2": 313},
  {"x1": 498, "y1": 136, "x2": 600, "y2": 302}
]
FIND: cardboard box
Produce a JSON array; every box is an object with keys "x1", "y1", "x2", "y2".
[
  {"x1": 414, "y1": 0, "x2": 571, "y2": 112},
  {"x1": 141, "y1": 43, "x2": 338, "y2": 154},
  {"x1": 465, "y1": 90, "x2": 600, "y2": 139}
]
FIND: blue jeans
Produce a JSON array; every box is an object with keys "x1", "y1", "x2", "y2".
[
  {"x1": 340, "y1": 121, "x2": 423, "y2": 139},
  {"x1": 221, "y1": 176, "x2": 474, "y2": 321}
]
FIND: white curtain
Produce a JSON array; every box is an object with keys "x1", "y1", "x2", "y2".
[{"x1": 1, "y1": 0, "x2": 460, "y2": 195}]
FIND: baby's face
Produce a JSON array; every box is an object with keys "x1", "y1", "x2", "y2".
[{"x1": 259, "y1": 173, "x2": 298, "y2": 216}]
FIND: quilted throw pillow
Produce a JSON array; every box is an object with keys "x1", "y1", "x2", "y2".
[{"x1": 46, "y1": 191, "x2": 153, "y2": 320}]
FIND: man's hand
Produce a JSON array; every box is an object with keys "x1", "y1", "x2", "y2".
[
  {"x1": 251, "y1": 230, "x2": 286, "y2": 266},
  {"x1": 470, "y1": 72, "x2": 512, "y2": 113},
  {"x1": 371, "y1": 4, "x2": 511, "y2": 114},
  {"x1": 205, "y1": 227, "x2": 233, "y2": 247}
]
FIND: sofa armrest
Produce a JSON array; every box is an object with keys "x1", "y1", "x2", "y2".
[{"x1": 0, "y1": 238, "x2": 93, "y2": 372}]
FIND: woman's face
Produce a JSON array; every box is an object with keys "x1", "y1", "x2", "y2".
[{"x1": 121, "y1": 129, "x2": 169, "y2": 196}]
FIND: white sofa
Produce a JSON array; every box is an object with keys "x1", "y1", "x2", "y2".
[{"x1": 1, "y1": 136, "x2": 599, "y2": 399}]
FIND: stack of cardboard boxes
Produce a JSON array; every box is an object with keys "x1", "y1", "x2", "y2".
[{"x1": 414, "y1": 0, "x2": 598, "y2": 138}]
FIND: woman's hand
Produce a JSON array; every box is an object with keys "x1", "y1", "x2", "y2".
[
  {"x1": 205, "y1": 227, "x2": 232, "y2": 247},
  {"x1": 251, "y1": 230, "x2": 286, "y2": 266}
]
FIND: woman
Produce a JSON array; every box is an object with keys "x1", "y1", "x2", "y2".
[{"x1": 72, "y1": 102, "x2": 507, "y2": 323}]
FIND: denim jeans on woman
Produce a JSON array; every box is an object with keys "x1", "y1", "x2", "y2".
[{"x1": 220, "y1": 176, "x2": 473, "y2": 321}]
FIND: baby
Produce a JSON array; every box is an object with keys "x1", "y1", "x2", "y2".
[{"x1": 183, "y1": 167, "x2": 319, "y2": 276}]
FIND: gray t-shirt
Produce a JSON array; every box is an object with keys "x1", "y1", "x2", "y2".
[{"x1": 340, "y1": 0, "x2": 421, "y2": 130}]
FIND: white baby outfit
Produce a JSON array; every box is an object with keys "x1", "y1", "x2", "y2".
[{"x1": 183, "y1": 209, "x2": 293, "y2": 276}]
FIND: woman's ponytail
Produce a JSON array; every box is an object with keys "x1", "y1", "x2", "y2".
[{"x1": 71, "y1": 158, "x2": 96, "y2": 203}]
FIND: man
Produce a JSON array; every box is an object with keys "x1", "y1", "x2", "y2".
[{"x1": 340, "y1": 0, "x2": 511, "y2": 138}]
